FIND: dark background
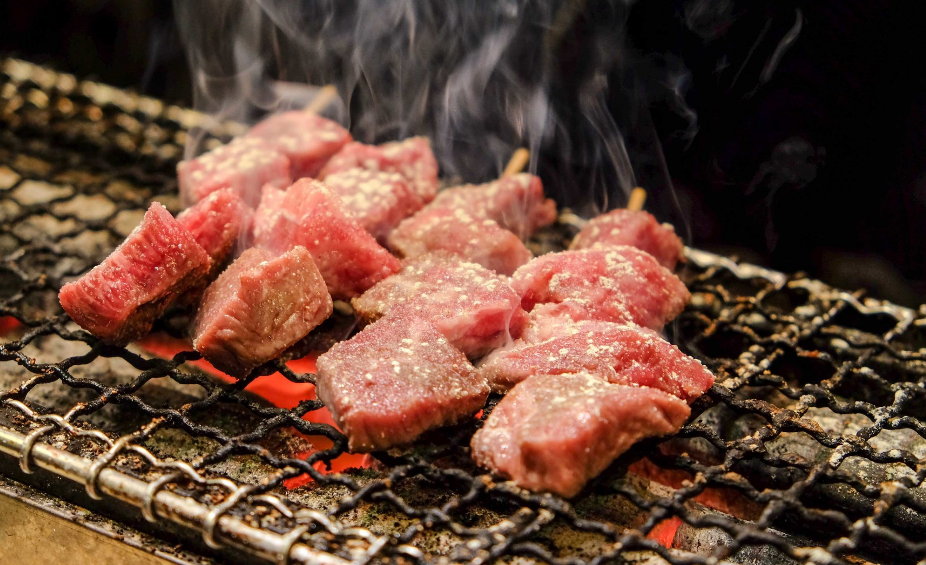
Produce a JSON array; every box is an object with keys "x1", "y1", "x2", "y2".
[{"x1": 2, "y1": 1, "x2": 925, "y2": 306}]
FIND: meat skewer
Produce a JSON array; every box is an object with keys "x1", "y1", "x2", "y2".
[
  {"x1": 471, "y1": 372, "x2": 691, "y2": 498},
  {"x1": 59, "y1": 203, "x2": 211, "y2": 344}
]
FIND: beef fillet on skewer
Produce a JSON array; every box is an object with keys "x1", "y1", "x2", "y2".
[
  {"x1": 569, "y1": 208, "x2": 685, "y2": 270},
  {"x1": 316, "y1": 314, "x2": 490, "y2": 452},
  {"x1": 59, "y1": 203, "x2": 211, "y2": 344}
]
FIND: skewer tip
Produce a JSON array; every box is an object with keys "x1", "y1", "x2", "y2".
[
  {"x1": 303, "y1": 85, "x2": 339, "y2": 115},
  {"x1": 502, "y1": 148, "x2": 530, "y2": 177},
  {"x1": 627, "y1": 187, "x2": 647, "y2": 211}
]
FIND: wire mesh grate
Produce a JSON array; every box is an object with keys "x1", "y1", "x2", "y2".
[{"x1": 1, "y1": 57, "x2": 926, "y2": 565}]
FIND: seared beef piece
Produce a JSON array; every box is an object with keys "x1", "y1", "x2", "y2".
[
  {"x1": 192, "y1": 246, "x2": 332, "y2": 377},
  {"x1": 252, "y1": 178, "x2": 401, "y2": 299},
  {"x1": 471, "y1": 372, "x2": 690, "y2": 497},
  {"x1": 324, "y1": 168, "x2": 423, "y2": 242},
  {"x1": 247, "y1": 111, "x2": 352, "y2": 179},
  {"x1": 427, "y1": 173, "x2": 556, "y2": 238},
  {"x1": 319, "y1": 137, "x2": 439, "y2": 203},
  {"x1": 316, "y1": 314, "x2": 489, "y2": 452},
  {"x1": 388, "y1": 207, "x2": 532, "y2": 276},
  {"x1": 352, "y1": 251, "x2": 527, "y2": 358},
  {"x1": 58, "y1": 203, "x2": 210, "y2": 344},
  {"x1": 510, "y1": 247, "x2": 690, "y2": 330},
  {"x1": 176, "y1": 188, "x2": 251, "y2": 278},
  {"x1": 479, "y1": 318, "x2": 714, "y2": 398},
  {"x1": 177, "y1": 138, "x2": 291, "y2": 207},
  {"x1": 569, "y1": 209, "x2": 685, "y2": 270}
]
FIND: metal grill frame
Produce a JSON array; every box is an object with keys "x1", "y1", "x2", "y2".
[{"x1": 2, "y1": 57, "x2": 926, "y2": 565}]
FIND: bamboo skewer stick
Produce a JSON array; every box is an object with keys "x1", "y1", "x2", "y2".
[
  {"x1": 303, "y1": 85, "x2": 338, "y2": 114},
  {"x1": 502, "y1": 148, "x2": 530, "y2": 177},
  {"x1": 627, "y1": 187, "x2": 647, "y2": 211}
]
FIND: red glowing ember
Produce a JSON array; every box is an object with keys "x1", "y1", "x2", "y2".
[{"x1": 137, "y1": 333, "x2": 371, "y2": 483}]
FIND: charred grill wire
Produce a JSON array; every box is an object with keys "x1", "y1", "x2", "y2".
[{"x1": 1, "y1": 57, "x2": 925, "y2": 565}]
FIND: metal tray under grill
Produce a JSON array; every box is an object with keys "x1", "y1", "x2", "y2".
[{"x1": 1, "y1": 57, "x2": 926, "y2": 565}]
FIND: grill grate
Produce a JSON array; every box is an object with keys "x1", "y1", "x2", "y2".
[{"x1": 2, "y1": 57, "x2": 926, "y2": 565}]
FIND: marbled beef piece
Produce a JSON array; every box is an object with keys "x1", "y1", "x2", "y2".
[
  {"x1": 58, "y1": 203, "x2": 210, "y2": 344},
  {"x1": 471, "y1": 372, "x2": 690, "y2": 497},
  {"x1": 319, "y1": 137, "x2": 439, "y2": 203},
  {"x1": 427, "y1": 173, "x2": 556, "y2": 238},
  {"x1": 569, "y1": 209, "x2": 685, "y2": 270},
  {"x1": 252, "y1": 178, "x2": 401, "y2": 299},
  {"x1": 351, "y1": 252, "x2": 527, "y2": 358},
  {"x1": 478, "y1": 319, "x2": 714, "y2": 398},
  {"x1": 510, "y1": 247, "x2": 690, "y2": 331},
  {"x1": 192, "y1": 246, "x2": 332, "y2": 377},
  {"x1": 177, "y1": 138, "x2": 291, "y2": 207},
  {"x1": 324, "y1": 168, "x2": 423, "y2": 242},
  {"x1": 316, "y1": 315, "x2": 489, "y2": 452},
  {"x1": 176, "y1": 188, "x2": 251, "y2": 278},
  {"x1": 247, "y1": 111, "x2": 351, "y2": 179},
  {"x1": 388, "y1": 207, "x2": 532, "y2": 276}
]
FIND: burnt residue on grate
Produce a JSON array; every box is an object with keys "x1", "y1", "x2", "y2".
[{"x1": 2, "y1": 57, "x2": 926, "y2": 565}]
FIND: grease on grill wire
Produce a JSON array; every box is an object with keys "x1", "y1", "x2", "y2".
[{"x1": 2, "y1": 58, "x2": 926, "y2": 565}]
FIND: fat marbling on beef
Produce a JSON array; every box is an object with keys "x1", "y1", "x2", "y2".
[
  {"x1": 316, "y1": 314, "x2": 489, "y2": 452},
  {"x1": 388, "y1": 207, "x2": 532, "y2": 276},
  {"x1": 177, "y1": 137, "x2": 291, "y2": 207},
  {"x1": 478, "y1": 317, "x2": 714, "y2": 398},
  {"x1": 569, "y1": 209, "x2": 684, "y2": 270},
  {"x1": 192, "y1": 246, "x2": 332, "y2": 377},
  {"x1": 246, "y1": 111, "x2": 352, "y2": 179},
  {"x1": 59, "y1": 202, "x2": 210, "y2": 344},
  {"x1": 510, "y1": 247, "x2": 690, "y2": 330},
  {"x1": 319, "y1": 137, "x2": 439, "y2": 203},
  {"x1": 471, "y1": 372, "x2": 690, "y2": 497},
  {"x1": 324, "y1": 168, "x2": 423, "y2": 242},
  {"x1": 252, "y1": 178, "x2": 401, "y2": 299},
  {"x1": 351, "y1": 251, "x2": 527, "y2": 357},
  {"x1": 427, "y1": 173, "x2": 556, "y2": 239}
]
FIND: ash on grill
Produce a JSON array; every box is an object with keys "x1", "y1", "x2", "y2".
[{"x1": 1, "y1": 58, "x2": 926, "y2": 565}]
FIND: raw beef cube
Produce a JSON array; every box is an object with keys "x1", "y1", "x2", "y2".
[
  {"x1": 252, "y1": 178, "x2": 401, "y2": 299},
  {"x1": 59, "y1": 203, "x2": 210, "y2": 344},
  {"x1": 176, "y1": 188, "x2": 251, "y2": 277},
  {"x1": 192, "y1": 246, "x2": 332, "y2": 377},
  {"x1": 351, "y1": 251, "x2": 527, "y2": 357},
  {"x1": 250, "y1": 184, "x2": 287, "y2": 246},
  {"x1": 388, "y1": 207, "x2": 532, "y2": 276},
  {"x1": 510, "y1": 247, "x2": 690, "y2": 330},
  {"x1": 428, "y1": 173, "x2": 556, "y2": 238},
  {"x1": 479, "y1": 319, "x2": 715, "y2": 398},
  {"x1": 319, "y1": 137, "x2": 439, "y2": 203},
  {"x1": 324, "y1": 168, "x2": 423, "y2": 241},
  {"x1": 569, "y1": 209, "x2": 684, "y2": 270},
  {"x1": 247, "y1": 111, "x2": 351, "y2": 179},
  {"x1": 177, "y1": 137, "x2": 291, "y2": 207},
  {"x1": 471, "y1": 372, "x2": 690, "y2": 497},
  {"x1": 316, "y1": 315, "x2": 489, "y2": 452}
]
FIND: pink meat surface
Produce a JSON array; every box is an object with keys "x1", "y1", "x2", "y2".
[
  {"x1": 388, "y1": 207, "x2": 532, "y2": 276},
  {"x1": 479, "y1": 319, "x2": 714, "y2": 398},
  {"x1": 58, "y1": 203, "x2": 210, "y2": 344},
  {"x1": 471, "y1": 372, "x2": 690, "y2": 497},
  {"x1": 324, "y1": 168, "x2": 423, "y2": 241},
  {"x1": 351, "y1": 252, "x2": 527, "y2": 358},
  {"x1": 192, "y1": 246, "x2": 332, "y2": 377},
  {"x1": 319, "y1": 137, "x2": 439, "y2": 203},
  {"x1": 177, "y1": 138, "x2": 291, "y2": 207},
  {"x1": 569, "y1": 209, "x2": 684, "y2": 270},
  {"x1": 316, "y1": 315, "x2": 489, "y2": 452},
  {"x1": 428, "y1": 173, "x2": 556, "y2": 238},
  {"x1": 247, "y1": 111, "x2": 351, "y2": 179},
  {"x1": 252, "y1": 178, "x2": 401, "y2": 299},
  {"x1": 510, "y1": 247, "x2": 690, "y2": 330},
  {"x1": 176, "y1": 188, "x2": 251, "y2": 277}
]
